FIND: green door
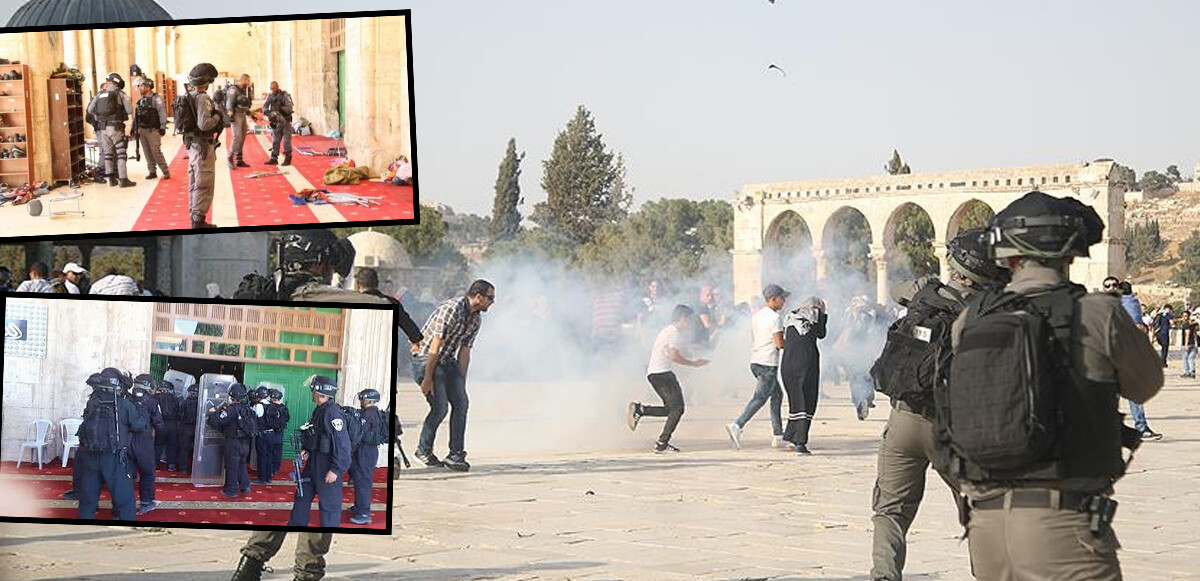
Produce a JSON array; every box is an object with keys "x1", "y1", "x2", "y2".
[
  {"x1": 243, "y1": 363, "x2": 338, "y2": 459},
  {"x1": 337, "y1": 50, "x2": 346, "y2": 132}
]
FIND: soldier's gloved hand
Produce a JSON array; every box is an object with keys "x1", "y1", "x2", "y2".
[{"x1": 159, "y1": 128, "x2": 165, "y2": 136}]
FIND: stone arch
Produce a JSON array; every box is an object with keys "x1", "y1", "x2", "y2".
[
  {"x1": 946, "y1": 199, "x2": 996, "y2": 241},
  {"x1": 762, "y1": 210, "x2": 816, "y2": 292},
  {"x1": 820, "y1": 206, "x2": 874, "y2": 296},
  {"x1": 882, "y1": 202, "x2": 939, "y2": 284}
]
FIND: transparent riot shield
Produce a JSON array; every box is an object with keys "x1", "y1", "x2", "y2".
[
  {"x1": 164, "y1": 370, "x2": 197, "y2": 399},
  {"x1": 191, "y1": 373, "x2": 237, "y2": 487}
]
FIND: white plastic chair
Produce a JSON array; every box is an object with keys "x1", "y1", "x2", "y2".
[
  {"x1": 60, "y1": 419, "x2": 83, "y2": 468},
  {"x1": 17, "y1": 420, "x2": 53, "y2": 470}
]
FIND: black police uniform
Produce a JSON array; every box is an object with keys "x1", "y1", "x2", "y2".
[
  {"x1": 154, "y1": 389, "x2": 180, "y2": 469},
  {"x1": 177, "y1": 388, "x2": 200, "y2": 474},
  {"x1": 257, "y1": 397, "x2": 287, "y2": 483},
  {"x1": 207, "y1": 398, "x2": 256, "y2": 496},
  {"x1": 350, "y1": 405, "x2": 387, "y2": 519},
  {"x1": 289, "y1": 399, "x2": 351, "y2": 527},
  {"x1": 129, "y1": 388, "x2": 163, "y2": 505},
  {"x1": 268, "y1": 396, "x2": 290, "y2": 478},
  {"x1": 77, "y1": 390, "x2": 148, "y2": 520}
]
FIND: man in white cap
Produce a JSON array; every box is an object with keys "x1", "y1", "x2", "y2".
[{"x1": 62, "y1": 262, "x2": 87, "y2": 294}]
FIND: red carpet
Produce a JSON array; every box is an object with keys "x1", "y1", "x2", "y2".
[
  {"x1": 226, "y1": 126, "x2": 320, "y2": 227},
  {"x1": 287, "y1": 134, "x2": 416, "y2": 222},
  {"x1": 131, "y1": 145, "x2": 213, "y2": 231},
  {"x1": 36, "y1": 507, "x2": 386, "y2": 528}
]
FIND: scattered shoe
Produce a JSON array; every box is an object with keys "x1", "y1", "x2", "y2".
[
  {"x1": 136, "y1": 500, "x2": 160, "y2": 515},
  {"x1": 167, "y1": 464, "x2": 176, "y2": 472},
  {"x1": 444, "y1": 453, "x2": 470, "y2": 472},
  {"x1": 726, "y1": 422, "x2": 743, "y2": 450},
  {"x1": 1141, "y1": 429, "x2": 1164, "y2": 441},
  {"x1": 654, "y1": 441, "x2": 680, "y2": 454},
  {"x1": 795, "y1": 444, "x2": 812, "y2": 455},
  {"x1": 415, "y1": 450, "x2": 444, "y2": 468},
  {"x1": 349, "y1": 514, "x2": 373, "y2": 525},
  {"x1": 627, "y1": 402, "x2": 642, "y2": 431},
  {"x1": 281, "y1": 155, "x2": 292, "y2": 166}
]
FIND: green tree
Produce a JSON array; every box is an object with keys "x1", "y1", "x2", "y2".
[
  {"x1": 532, "y1": 105, "x2": 631, "y2": 249},
  {"x1": 332, "y1": 206, "x2": 450, "y2": 265},
  {"x1": 891, "y1": 206, "x2": 937, "y2": 283},
  {"x1": 957, "y1": 203, "x2": 995, "y2": 231},
  {"x1": 826, "y1": 211, "x2": 872, "y2": 276},
  {"x1": 1126, "y1": 220, "x2": 1166, "y2": 275},
  {"x1": 885, "y1": 149, "x2": 911, "y2": 175},
  {"x1": 1140, "y1": 170, "x2": 1172, "y2": 192},
  {"x1": 1173, "y1": 231, "x2": 1200, "y2": 292},
  {"x1": 490, "y1": 138, "x2": 524, "y2": 243}
]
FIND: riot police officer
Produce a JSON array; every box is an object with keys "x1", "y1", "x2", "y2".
[
  {"x1": 207, "y1": 383, "x2": 257, "y2": 498},
  {"x1": 261, "y1": 81, "x2": 294, "y2": 166},
  {"x1": 250, "y1": 386, "x2": 273, "y2": 483},
  {"x1": 132, "y1": 77, "x2": 171, "y2": 180},
  {"x1": 181, "y1": 63, "x2": 225, "y2": 229},
  {"x1": 288, "y1": 375, "x2": 351, "y2": 528},
  {"x1": 62, "y1": 374, "x2": 101, "y2": 501},
  {"x1": 226, "y1": 74, "x2": 253, "y2": 169},
  {"x1": 348, "y1": 388, "x2": 387, "y2": 525},
  {"x1": 177, "y1": 383, "x2": 200, "y2": 475},
  {"x1": 86, "y1": 73, "x2": 136, "y2": 188},
  {"x1": 868, "y1": 229, "x2": 1008, "y2": 581},
  {"x1": 153, "y1": 380, "x2": 180, "y2": 471},
  {"x1": 947, "y1": 192, "x2": 1164, "y2": 580},
  {"x1": 129, "y1": 375, "x2": 164, "y2": 515},
  {"x1": 77, "y1": 368, "x2": 147, "y2": 520},
  {"x1": 266, "y1": 389, "x2": 290, "y2": 479}
]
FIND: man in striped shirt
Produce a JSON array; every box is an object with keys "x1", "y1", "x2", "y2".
[{"x1": 412, "y1": 279, "x2": 495, "y2": 472}]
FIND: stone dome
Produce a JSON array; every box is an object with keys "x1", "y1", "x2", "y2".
[
  {"x1": 8, "y1": 0, "x2": 172, "y2": 27},
  {"x1": 347, "y1": 230, "x2": 413, "y2": 270}
]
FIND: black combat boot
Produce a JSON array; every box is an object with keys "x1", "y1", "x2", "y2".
[
  {"x1": 236, "y1": 154, "x2": 250, "y2": 168},
  {"x1": 119, "y1": 178, "x2": 136, "y2": 188},
  {"x1": 108, "y1": 176, "x2": 118, "y2": 187},
  {"x1": 146, "y1": 172, "x2": 157, "y2": 180},
  {"x1": 264, "y1": 157, "x2": 278, "y2": 165},
  {"x1": 191, "y1": 219, "x2": 217, "y2": 229},
  {"x1": 229, "y1": 554, "x2": 266, "y2": 581},
  {"x1": 281, "y1": 153, "x2": 291, "y2": 167}
]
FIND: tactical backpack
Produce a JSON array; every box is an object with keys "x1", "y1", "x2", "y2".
[
  {"x1": 156, "y1": 393, "x2": 179, "y2": 423},
  {"x1": 233, "y1": 404, "x2": 258, "y2": 438},
  {"x1": 870, "y1": 280, "x2": 964, "y2": 412},
  {"x1": 360, "y1": 407, "x2": 388, "y2": 446},
  {"x1": 172, "y1": 93, "x2": 198, "y2": 136},
  {"x1": 341, "y1": 405, "x2": 365, "y2": 449},
  {"x1": 233, "y1": 273, "x2": 277, "y2": 300},
  {"x1": 79, "y1": 400, "x2": 121, "y2": 452},
  {"x1": 135, "y1": 96, "x2": 161, "y2": 130},
  {"x1": 264, "y1": 403, "x2": 285, "y2": 431},
  {"x1": 937, "y1": 284, "x2": 1084, "y2": 478}
]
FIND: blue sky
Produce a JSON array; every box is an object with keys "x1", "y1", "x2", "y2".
[{"x1": 2, "y1": 1, "x2": 1198, "y2": 215}]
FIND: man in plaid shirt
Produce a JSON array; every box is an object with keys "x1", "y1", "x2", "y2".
[{"x1": 412, "y1": 279, "x2": 495, "y2": 472}]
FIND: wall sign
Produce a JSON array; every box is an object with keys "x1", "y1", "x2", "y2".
[{"x1": 4, "y1": 304, "x2": 47, "y2": 358}]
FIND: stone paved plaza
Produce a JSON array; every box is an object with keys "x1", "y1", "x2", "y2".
[{"x1": 2, "y1": 372, "x2": 1198, "y2": 581}]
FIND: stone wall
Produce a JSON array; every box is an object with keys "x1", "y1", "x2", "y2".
[
  {"x1": 169, "y1": 232, "x2": 269, "y2": 298},
  {"x1": 2, "y1": 299, "x2": 155, "y2": 462}
]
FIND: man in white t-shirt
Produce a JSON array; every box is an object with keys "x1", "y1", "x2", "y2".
[
  {"x1": 14, "y1": 262, "x2": 54, "y2": 293},
  {"x1": 626, "y1": 305, "x2": 710, "y2": 453},
  {"x1": 726, "y1": 284, "x2": 789, "y2": 450},
  {"x1": 62, "y1": 262, "x2": 88, "y2": 294}
]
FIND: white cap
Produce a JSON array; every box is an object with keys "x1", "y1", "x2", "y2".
[{"x1": 62, "y1": 262, "x2": 88, "y2": 275}]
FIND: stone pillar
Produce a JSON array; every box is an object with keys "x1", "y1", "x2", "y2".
[
  {"x1": 871, "y1": 245, "x2": 889, "y2": 305},
  {"x1": 92, "y1": 29, "x2": 111, "y2": 90},
  {"x1": 933, "y1": 242, "x2": 949, "y2": 282},
  {"x1": 812, "y1": 246, "x2": 826, "y2": 282},
  {"x1": 156, "y1": 237, "x2": 173, "y2": 293},
  {"x1": 135, "y1": 26, "x2": 156, "y2": 78},
  {"x1": 23, "y1": 30, "x2": 64, "y2": 184},
  {"x1": 732, "y1": 250, "x2": 763, "y2": 305}
]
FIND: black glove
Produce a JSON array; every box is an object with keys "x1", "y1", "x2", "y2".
[{"x1": 159, "y1": 128, "x2": 166, "y2": 136}]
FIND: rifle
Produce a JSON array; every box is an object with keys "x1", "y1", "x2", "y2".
[{"x1": 291, "y1": 431, "x2": 311, "y2": 498}]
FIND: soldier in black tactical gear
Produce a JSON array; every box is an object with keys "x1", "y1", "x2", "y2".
[
  {"x1": 62, "y1": 374, "x2": 101, "y2": 501},
  {"x1": 177, "y1": 383, "x2": 200, "y2": 476},
  {"x1": 226, "y1": 74, "x2": 253, "y2": 169},
  {"x1": 129, "y1": 375, "x2": 164, "y2": 515},
  {"x1": 261, "y1": 81, "x2": 294, "y2": 166},
  {"x1": 348, "y1": 388, "x2": 387, "y2": 525},
  {"x1": 181, "y1": 63, "x2": 225, "y2": 229},
  {"x1": 77, "y1": 368, "x2": 147, "y2": 520},
  {"x1": 288, "y1": 375, "x2": 351, "y2": 528},
  {"x1": 249, "y1": 386, "x2": 269, "y2": 482},
  {"x1": 867, "y1": 228, "x2": 1009, "y2": 581},
  {"x1": 132, "y1": 77, "x2": 170, "y2": 180},
  {"x1": 86, "y1": 73, "x2": 136, "y2": 188},
  {"x1": 207, "y1": 383, "x2": 257, "y2": 498},
  {"x1": 945, "y1": 192, "x2": 1164, "y2": 580},
  {"x1": 253, "y1": 386, "x2": 284, "y2": 484},
  {"x1": 153, "y1": 380, "x2": 180, "y2": 471},
  {"x1": 267, "y1": 389, "x2": 290, "y2": 479}
]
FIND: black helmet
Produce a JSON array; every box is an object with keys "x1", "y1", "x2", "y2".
[
  {"x1": 254, "y1": 386, "x2": 269, "y2": 400},
  {"x1": 281, "y1": 230, "x2": 356, "y2": 280},
  {"x1": 99, "y1": 367, "x2": 132, "y2": 390},
  {"x1": 357, "y1": 389, "x2": 381, "y2": 403},
  {"x1": 187, "y1": 384, "x2": 199, "y2": 395},
  {"x1": 988, "y1": 191, "x2": 1104, "y2": 260},
  {"x1": 85, "y1": 372, "x2": 119, "y2": 390},
  {"x1": 133, "y1": 373, "x2": 155, "y2": 388},
  {"x1": 947, "y1": 228, "x2": 1010, "y2": 288},
  {"x1": 130, "y1": 63, "x2": 143, "y2": 78},
  {"x1": 85, "y1": 372, "x2": 104, "y2": 387},
  {"x1": 132, "y1": 385, "x2": 150, "y2": 399},
  {"x1": 106, "y1": 72, "x2": 125, "y2": 91},
  {"x1": 303, "y1": 374, "x2": 339, "y2": 398},
  {"x1": 268, "y1": 388, "x2": 283, "y2": 400},
  {"x1": 229, "y1": 383, "x2": 249, "y2": 402},
  {"x1": 187, "y1": 63, "x2": 218, "y2": 87},
  {"x1": 157, "y1": 380, "x2": 175, "y2": 393}
]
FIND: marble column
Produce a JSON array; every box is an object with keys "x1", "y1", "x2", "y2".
[{"x1": 22, "y1": 30, "x2": 65, "y2": 183}]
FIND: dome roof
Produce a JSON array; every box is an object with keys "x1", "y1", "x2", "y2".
[
  {"x1": 8, "y1": 0, "x2": 172, "y2": 27},
  {"x1": 347, "y1": 231, "x2": 413, "y2": 270}
]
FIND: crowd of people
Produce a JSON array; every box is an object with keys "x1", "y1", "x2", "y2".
[{"x1": 0, "y1": 261, "x2": 165, "y2": 296}]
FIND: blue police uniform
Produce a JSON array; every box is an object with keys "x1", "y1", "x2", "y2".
[
  {"x1": 350, "y1": 406, "x2": 386, "y2": 520},
  {"x1": 77, "y1": 391, "x2": 148, "y2": 520},
  {"x1": 154, "y1": 389, "x2": 180, "y2": 470},
  {"x1": 288, "y1": 399, "x2": 351, "y2": 527},
  {"x1": 207, "y1": 400, "x2": 256, "y2": 497},
  {"x1": 129, "y1": 389, "x2": 163, "y2": 505}
]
